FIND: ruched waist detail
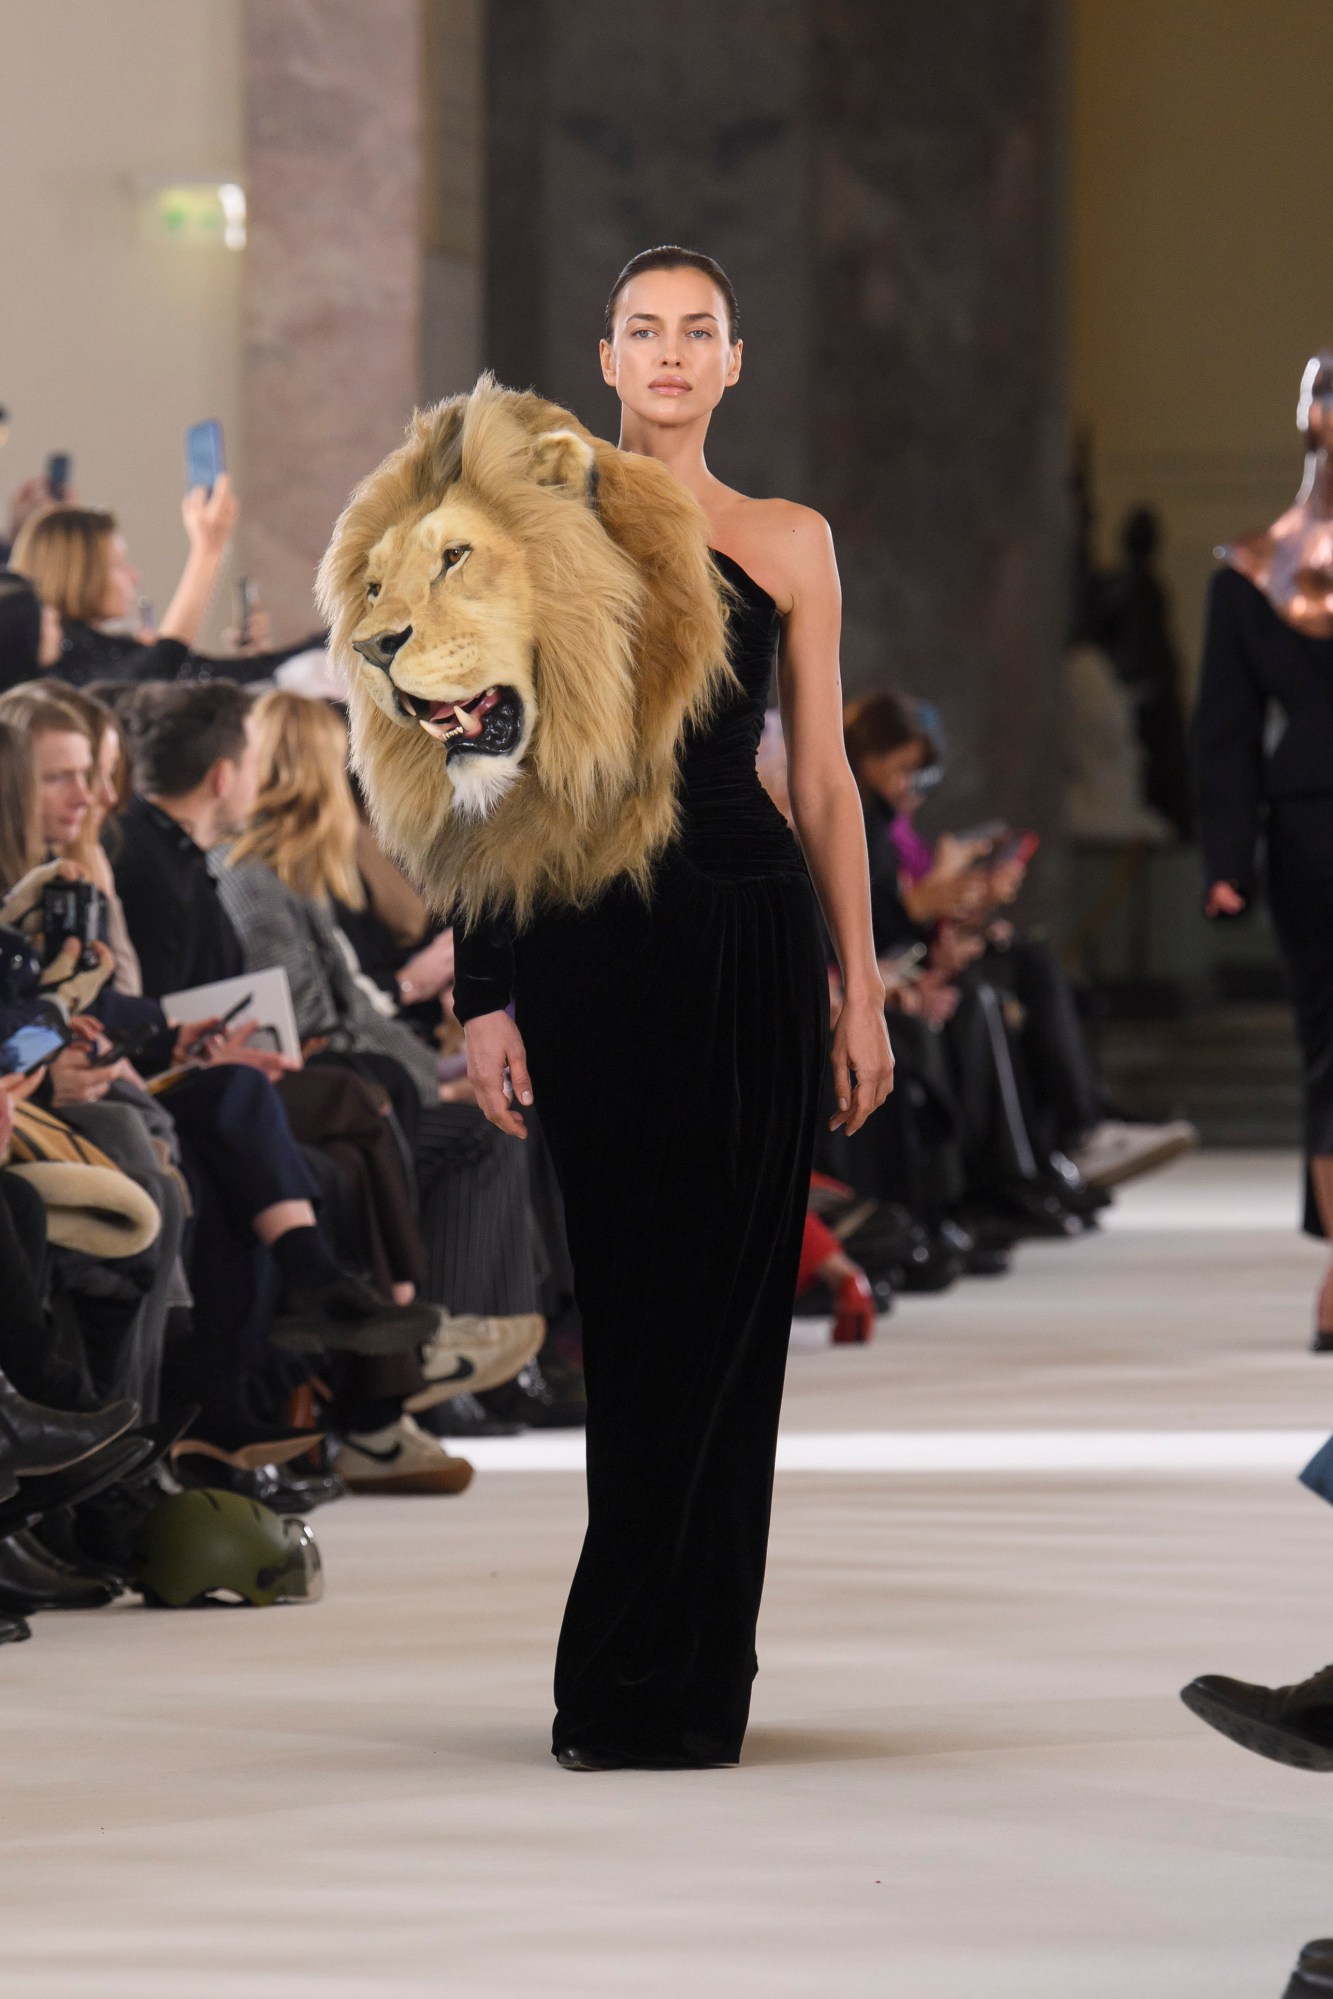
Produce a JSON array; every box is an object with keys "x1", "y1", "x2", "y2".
[{"x1": 672, "y1": 755, "x2": 807, "y2": 882}]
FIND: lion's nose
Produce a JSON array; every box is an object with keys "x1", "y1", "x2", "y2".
[{"x1": 353, "y1": 625, "x2": 413, "y2": 673}]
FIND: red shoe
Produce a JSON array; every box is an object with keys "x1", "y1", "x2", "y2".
[{"x1": 831, "y1": 1270, "x2": 876, "y2": 1345}]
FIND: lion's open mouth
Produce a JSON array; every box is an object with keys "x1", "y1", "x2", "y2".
[{"x1": 393, "y1": 684, "x2": 525, "y2": 761}]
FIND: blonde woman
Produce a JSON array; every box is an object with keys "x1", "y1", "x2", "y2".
[
  {"x1": 218, "y1": 691, "x2": 542, "y2": 1385},
  {"x1": 11, "y1": 489, "x2": 237, "y2": 687},
  {"x1": 0, "y1": 681, "x2": 142, "y2": 994}
]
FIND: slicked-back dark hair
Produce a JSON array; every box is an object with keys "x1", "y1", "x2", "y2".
[
  {"x1": 604, "y1": 246, "x2": 740, "y2": 343},
  {"x1": 126, "y1": 680, "x2": 253, "y2": 799}
]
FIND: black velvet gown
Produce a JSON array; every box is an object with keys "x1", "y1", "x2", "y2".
[{"x1": 452, "y1": 553, "x2": 829, "y2": 1764}]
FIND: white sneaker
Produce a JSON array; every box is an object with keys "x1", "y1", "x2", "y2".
[
  {"x1": 404, "y1": 1313, "x2": 546, "y2": 1411},
  {"x1": 1070, "y1": 1118, "x2": 1199, "y2": 1190},
  {"x1": 337, "y1": 1414, "x2": 473, "y2": 1494}
]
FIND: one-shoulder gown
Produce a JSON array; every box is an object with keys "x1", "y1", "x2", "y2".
[{"x1": 452, "y1": 553, "x2": 828, "y2": 1765}]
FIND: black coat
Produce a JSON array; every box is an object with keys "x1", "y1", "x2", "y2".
[{"x1": 1192, "y1": 565, "x2": 1333, "y2": 896}]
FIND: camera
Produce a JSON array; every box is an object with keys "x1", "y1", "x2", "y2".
[{"x1": 41, "y1": 880, "x2": 104, "y2": 973}]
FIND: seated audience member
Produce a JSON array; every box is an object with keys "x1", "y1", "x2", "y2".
[
  {"x1": 0, "y1": 567, "x2": 62, "y2": 694},
  {"x1": 216, "y1": 692, "x2": 544, "y2": 1354},
  {"x1": 0, "y1": 687, "x2": 439, "y2": 1483},
  {"x1": 10, "y1": 494, "x2": 319, "y2": 690},
  {"x1": 112, "y1": 682, "x2": 542, "y2": 1469},
  {"x1": 844, "y1": 690, "x2": 1196, "y2": 1201},
  {"x1": 11, "y1": 489, "x2": 240, "y2": 685}
]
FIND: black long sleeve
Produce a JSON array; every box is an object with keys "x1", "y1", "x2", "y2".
[
  {"x1": 451, "y1": 910, "x2": 516, "y2": 1022},
  {"x1": 1191, "y1": 568, "x2": 1268, "y2": 897}
]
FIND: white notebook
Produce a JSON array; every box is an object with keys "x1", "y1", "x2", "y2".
[{"x1": 161, "y1": 964, "x2": 302, "y2": 1060}]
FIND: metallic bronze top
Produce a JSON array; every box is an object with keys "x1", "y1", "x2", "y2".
[{"x1": 1224, "y1": 351, "x2": 1333, "y2": 635}]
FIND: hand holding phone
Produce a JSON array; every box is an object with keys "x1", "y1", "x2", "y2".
[
  {"x1": 0, "y1": 1018, "x2": 73, "y2": 1077},
  {"x1": 184, "y1": 420, "x2": 225, "y2": 497}
]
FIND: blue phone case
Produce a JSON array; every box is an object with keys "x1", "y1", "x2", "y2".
[{"x1": 184, "y1": 420, "x2": 225, "y2": 494}]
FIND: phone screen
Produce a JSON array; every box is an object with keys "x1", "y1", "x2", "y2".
[
  {"x1": 184, "y1": 420, "x2": 225, "y2": 495},
  {"x1": 0, "y1": 1021, "x2": 68, "y2": 1076},
  {"x1": 46, "y1": 451, "x2": 71, "y2": 502}
]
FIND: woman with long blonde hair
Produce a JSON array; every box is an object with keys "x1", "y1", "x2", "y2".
[{"x1": 218, "y1": 691, "x2": 543, "y2": 1453}]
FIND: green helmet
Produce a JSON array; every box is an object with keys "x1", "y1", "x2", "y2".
[{"x1": 133, "y1": 1488, "x2": 324, "y2": 1608}]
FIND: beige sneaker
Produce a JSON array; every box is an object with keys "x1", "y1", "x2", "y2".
[
  {"x1": 336, "y1": 1415, "x2": 473, "y2": 1495},
  {"x1": 405, "y1": 1313, "x2": 546, "y2": 1412}
]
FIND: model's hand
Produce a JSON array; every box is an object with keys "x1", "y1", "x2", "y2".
[
  {"x1": 829, "y1": 993, "x2": 895, "y2": 1136},
  {"x1": 464, "y1": 1009, "x2": 532, "y2": 1139},
  {"x1": 1205, "y1": 880, "x2": 1247, "y2": 918}
]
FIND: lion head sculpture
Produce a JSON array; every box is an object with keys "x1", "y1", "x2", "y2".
[{"x1": 316, "y1": 376, "x2": 734, "y2": 924}]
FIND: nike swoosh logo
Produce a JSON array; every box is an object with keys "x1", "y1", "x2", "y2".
[{"x1": 422, "y1": 1354, "x2": 476, "y2": 1387}]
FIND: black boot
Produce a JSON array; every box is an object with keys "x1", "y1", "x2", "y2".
[
  {"x1": 0, "y1": 1370, "x2": 139, "y2": 1478},
  {"x1": 0, "y1": 1532, "x2": 119, "y2": 1613},
  {"x1": 1180, "y1": 1665, "x2": 1333, "y2": 1771},
  {"x1": 0, "y1": 1610, "x2": 30, "y2": 1646},
  {"x1": 1287, "y1": 1939, "x2": 1333, "y2": 1995}
]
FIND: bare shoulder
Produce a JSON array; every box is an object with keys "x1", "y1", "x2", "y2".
[{"x1": 712, "y1": 496, "x2": 837, "y2": 615}]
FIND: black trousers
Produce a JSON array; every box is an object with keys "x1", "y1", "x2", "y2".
[{"x1": 1267, "y1": 799, "x2": 1333, "y2": 1237}]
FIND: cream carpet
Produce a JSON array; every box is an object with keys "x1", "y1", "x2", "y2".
[{"x1": 1, "y1": 1150, "x2": 1330, "y2": 1998}]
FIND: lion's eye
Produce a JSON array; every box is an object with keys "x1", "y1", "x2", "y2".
[
  {"x1": 366, "y1": 580, "x2": 380, "y2": 600},
  {"x1": 439, "y1": 543, "x2": 471, "y2": 577}
]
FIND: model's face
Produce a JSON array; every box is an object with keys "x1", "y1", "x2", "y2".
[
  {"x1": 101, "y1": 534, "x2": 139, "y2": 620},
  {"x1": 600, "y1": 267, "x2": 741, "y2": 427},
  {"x1": 858, "y1": 743, "x2": 922, "y2": 814},
  {"x1": 34, "y1": 728, "x2": 93, "y2": 848}
]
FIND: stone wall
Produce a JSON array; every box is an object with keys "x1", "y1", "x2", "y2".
[{"x1": 482, "y1": 0, "x2": 1069, "y2": 844}]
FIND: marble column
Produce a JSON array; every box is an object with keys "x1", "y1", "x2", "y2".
[{"x1": 242, "y1": 0, "x2": 423, "y2": 633}]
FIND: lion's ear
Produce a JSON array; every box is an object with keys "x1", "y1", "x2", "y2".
[{"x1": 529, "y1": 428, "x2": 598, "y2": 504}]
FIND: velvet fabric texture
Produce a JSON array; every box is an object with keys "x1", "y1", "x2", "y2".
[{"x1": 456, "y1": 554, "x2": 827, "y2": 1764}]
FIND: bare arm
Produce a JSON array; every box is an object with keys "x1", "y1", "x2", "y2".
[
  {"x1": 776, "y1": 508, "x2": 894, "y2": 1134},
  {"x1": 157, "y1": 475, "x2": 238, "y2": 648}
]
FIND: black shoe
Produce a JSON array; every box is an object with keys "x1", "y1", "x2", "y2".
[
  {"x1": 553, "y1": 1741, "x2": 736, "y2": 1772},
  {"x1": 1045, "y1": 1151, "x2": 1113, "y2": 1215},
  {"x1": 270, "y1": 1276, "x2": 440, "y2": 1356},
  {"x1": 0, "y1": 1610, "x2": 30, "y2": 1646},
  {"x1": 987, "y1": 1184, "x2": 1085, "y2": 1241},
  {"x1": 1312, "y1": 1329, "x2": 1333, "y2": 1354},
  {"x1": 1288, "y1": 1939, "x2": 1333, "y2": 1995},
  {"x1": 174, "y1": 1455, "x2": 346, "y2": 1515},
  {"x1": 480, "y1": 1355, "x2": 587, "y2": 1429},
  {"x1": 415, "y1": 1392, "x2": 527, "y2": 1439},
  {"x1": 1180, "y1": 1666, "x2": 1333, "y2": 1770},
  {"x1": 0, "y1": 1434, "x2": 155, "y2": 1539},
  {"x1": 935, "y1": 1218, "x2": 1010, "y2": 1278},
  {"x1": 0, "y1": 1372, "x2": 139, "y2": 1478},
  {"x1": 0, "y1": 1531, "x2": 120, "y2": 1613}
]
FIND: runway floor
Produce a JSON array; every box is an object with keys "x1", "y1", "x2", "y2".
[{"x1": 3, "y1": 1150, "x2": 1332, "y2": 1998}]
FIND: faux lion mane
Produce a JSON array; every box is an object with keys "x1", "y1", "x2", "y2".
[{"x1": 316, "y1": 375, "x2": 734, "y2": 925}]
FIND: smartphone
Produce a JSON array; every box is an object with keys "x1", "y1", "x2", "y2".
[
  {"x1": 235, "y1": 576, "x2": 255, "y2": 646},
  {"x1": 0, "y1": 1019, "x2": 72, "y2": 1077},
  {"x1": 184, "y1": 419, "x2": 225, "y2": 496},
  {"x1": 41, "y1": 879, "x2": 104, "y2": 973},
  {"x1": 188, "y1": 991, "x2": 256, "y2": 1059},
  {"x1": 878, "y1": 941, "x2": 928, "y2": 987},
  {"x1": 955, "y1": 820, "x2": 1007, "y2": 849},
  {"x1": 86, "y1": 1020, "x2": 160, "y2": 1070},
  {"x1": 46, "y1": 451, "x2": 71, "y2": 502},
  {"x1": 994, "y1": 831, "x2": 1040, "y2": 868}
]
